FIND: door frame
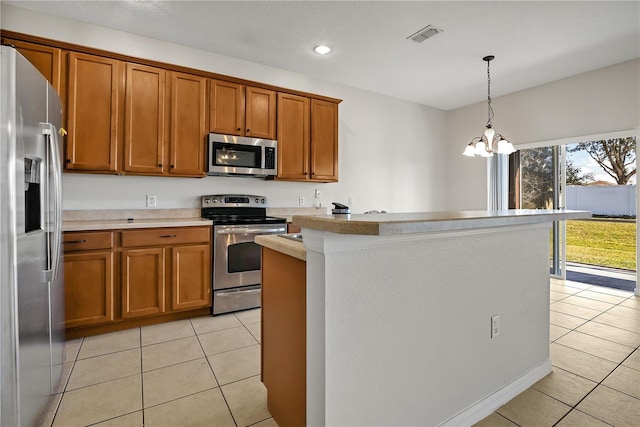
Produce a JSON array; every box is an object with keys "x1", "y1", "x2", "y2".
[{"x1": 503, "y1": 128, "x2": 639, "y2": 294}]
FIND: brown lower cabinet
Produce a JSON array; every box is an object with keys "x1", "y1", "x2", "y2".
[
  {"x1": 64, "y1": 226, "x2": 212, "y2": 338},
  {"x1": 63, "y1": 231, "x2": 115, "y2": 328},
  {"x1": 261, "y1": 247, "x2": 306, "y2": 427}
]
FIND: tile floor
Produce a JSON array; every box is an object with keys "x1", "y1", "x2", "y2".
[
  {"x1": 41, "y1": 279, "x2": 638, "y2": 427},
  {"x1": 476, "y1": 279, "x2": 639, "y2": 427}
]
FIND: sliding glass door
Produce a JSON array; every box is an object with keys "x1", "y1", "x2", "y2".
[{"x1": 514, "y1": 145, "x2": 566, "y2": 278}]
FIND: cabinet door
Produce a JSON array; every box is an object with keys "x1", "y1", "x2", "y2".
[
  {"x1": 276, "y1": 93, "x2": 310, "y2": 180},
  {"x1": 310, "y1": 99, "x2": 339, "y2": 182},
  {"x1": 209, "y1": 79, "x2": 244, "y2": 136},
  {"x1": 121, "y1": 247, "x2": 165, "y2": 318},
  {"x1": 168, "y1": 72, "x2": 207, "y2": 176},
  {"x1": 64, "y1": 251, "x2": 114, "y2": 328},
  {"x1": 123, "y1": 63, "x2": 166, "y2": 174},
  {"x1": 245, "y1": 87, "x2": 276, "y2": 139},
  {"x1": 170, "y1": 244, "x2": 211, "y2": 311},
  {"x1": 66, "y1": 53, "x2": 122, "y2": 172},
  {"x1": 5, "y1": 39, "x2": 62, "y2": 93}
]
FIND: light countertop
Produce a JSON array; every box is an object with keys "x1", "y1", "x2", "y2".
[
  {"x1": 255, "y1": 234, "x2": 306, "y2": 261},
  {"x1": 292, "y1": 209, "x2": 591, "y2": 236},
  {"x1": 63, "y1": 217, "x2": 212, "y2": 232}
]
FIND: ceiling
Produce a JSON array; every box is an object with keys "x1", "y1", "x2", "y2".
[{"x1": 5, "y1": 1, "x2": 640, "y2": 110}]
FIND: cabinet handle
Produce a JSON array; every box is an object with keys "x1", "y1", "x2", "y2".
[
  {"x1": 160, "y1": 234, "x2": 177, "y2": 238},
  {"x1": 246, "y1": 129, "x2": 250, "y2": 132},
  {"x1": 236, "y1": 128, "x2": 241, "y2": 131},
  {"x1": 158, "y1": 163, "x2": 163, "y2": 167},
  {"x1": 64, "y1": 239, "x2": 87, "y2": 244},
  {"x1": 66, "y1": 159, "x2": 71, "y2": 163},
  {"x1": 170, "y1": 165, "x2": 175, "y2": 169}
]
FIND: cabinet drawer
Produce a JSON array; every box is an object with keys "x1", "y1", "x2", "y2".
[
  {"x1": 63, "y1": 231, "x2": 114, "y2": 252},
  {"x1": 121, "y1": 226, "x2": 211, "y2": 247}
]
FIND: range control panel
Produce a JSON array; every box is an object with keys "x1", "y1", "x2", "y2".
[{"x1": 201, "y1": 194, "x2": 268, "y2": 208}]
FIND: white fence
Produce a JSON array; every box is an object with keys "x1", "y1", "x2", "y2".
[{"x1": 566, "y1": 185, "x2": 636, "y2": 216}]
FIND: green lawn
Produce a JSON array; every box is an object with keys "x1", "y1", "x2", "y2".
[{"x1": 565, "y1": 219, "x2": 636, "y2": 271}]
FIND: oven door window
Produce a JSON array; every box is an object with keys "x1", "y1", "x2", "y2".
[
  {"x1": 214, "y1": 143, "x2": 261, "y2": 169},
  {"x1": 227, "y1": 241, "x2": 261, "y2": 273}
]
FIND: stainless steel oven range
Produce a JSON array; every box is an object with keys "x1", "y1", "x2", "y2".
[{"x1": 201, "y1": 194, "x2": 286, "y2": 315}]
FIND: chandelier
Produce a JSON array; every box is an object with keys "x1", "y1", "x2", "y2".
[{"x1": 463, "y1": 55, "x2": 516, "y2": 157}]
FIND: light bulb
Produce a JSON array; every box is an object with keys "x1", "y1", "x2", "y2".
[
  {"x1": 474, "y1": 141, "x2": 487, "y2": 156},
  {"x1": 314, "y1": 45, "x2": 331, "y2": 55},
  {"x1": 497, "y1": 139, "x2": 516, "y2": 155},
  {"x1": 463, "y1": 144, "x2": 476, "y2": 157}
]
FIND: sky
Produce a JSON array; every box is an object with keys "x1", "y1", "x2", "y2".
[{"x1": 566, "y1": 143, "x2": 636, "y2": 185}]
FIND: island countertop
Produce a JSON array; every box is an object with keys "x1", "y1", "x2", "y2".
[{"x1": 292, "y1": 209, "x2": 591, "y2": 236}]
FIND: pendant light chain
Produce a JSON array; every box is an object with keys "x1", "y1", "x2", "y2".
[
  {"x1": 462, "y1": 55, "x2": 516, "y2": 157},
  {"x1": 486, "y1": 58, "x2": 494, "y2": 128}
]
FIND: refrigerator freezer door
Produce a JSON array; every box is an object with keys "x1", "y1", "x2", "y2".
[
  {"x1": 0, "y1": 46, "x2": 64, "y2": 427},
  {"x1": 15, "y1": 47, "x2": 54, "y2": 427}
]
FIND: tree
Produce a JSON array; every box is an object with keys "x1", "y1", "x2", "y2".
[
  {"x1": 566, "y1": 159, "x2": 594, "y2": 185},
  {"x1": 567, "y1": 137, "x2": 636, "y2": 185},
  {"x1": 520, "y1": 147, "x2": 554, "y2": 208}
]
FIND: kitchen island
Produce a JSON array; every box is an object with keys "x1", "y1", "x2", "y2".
[{"x1": 261, "y1": 209, "x2": 590, "y2": 427}]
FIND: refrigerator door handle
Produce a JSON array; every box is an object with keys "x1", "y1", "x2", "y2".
[{"x1": 43, "y1": 124, "x2": 62, "y2": 281}]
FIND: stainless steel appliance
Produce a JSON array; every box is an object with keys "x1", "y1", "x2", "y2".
[
  {"x1": 201, "y1": 195, "x2": 286, "y2": 315},
  {"x1": 207, "y1": 132, "x2": 277, "y2": 178},
  {"x1": 1, "y1": 46, "x2": 64, "y2": 427}
]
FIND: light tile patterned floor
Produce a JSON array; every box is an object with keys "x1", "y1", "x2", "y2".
[
  {"x1": 477, "y1": 279, "x2": 639, "y2": 427},
  {"x1": 41, "y1": 280, "x2": 638, "y2": 426}
]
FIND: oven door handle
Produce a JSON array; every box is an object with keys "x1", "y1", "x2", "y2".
[
  {"x1": 216, "y1": 228, "x2": 285, "y2": 235},
  {"x1": 216, "y1": 288, "x2": 261, "y2": 296}
]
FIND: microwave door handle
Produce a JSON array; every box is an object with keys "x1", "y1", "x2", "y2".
[
  {"x1": 216, "y1": 288, "x2": 261, "y2": 297},
  {"x1": 216, "y1": 228, "x2": 284, "y2": 235}
]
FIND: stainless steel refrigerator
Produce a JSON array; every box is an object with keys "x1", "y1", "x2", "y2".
[{"x1": 1, "y1": 45, "x2": 65, "y2": 427}]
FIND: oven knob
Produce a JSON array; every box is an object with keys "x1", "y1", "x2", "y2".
[
  {"x1": 261, "y1": 198, "x2": 266, "y2": 204},
  {"x1": 213, "y1": 199, "x2": 218, "y2": 203},
  {"x1": 255, "y1": 198, "x2": 259, "y2": 203}
]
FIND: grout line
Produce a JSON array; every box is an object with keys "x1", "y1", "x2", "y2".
[
  {"x1": 193, "y1": 322, "x2": 239, "y2": 427},
  {"x1": 84, "y1": 410, "x2": 141, "y2": 427},
  {"x1": 50, "y1": 336, "x2": 85, "y2": 427},
  {"x1": 139, "y1": 327, "x2": 145, "y2": 426},
  {"x1": 551, "y1": 344, "x2": 640, "y2": 427}
]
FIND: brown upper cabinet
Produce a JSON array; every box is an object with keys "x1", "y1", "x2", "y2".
[
  {"x1": 3, "y1": 38, "x2": 63, "y2": 93},
  {"x1": 2, "y1": 31, "x2": 340, "y2": 180},
  {"x1": 66, "y1": 52, "x2": 123, "y2": 173},
  {"x1": 123, "y1": 63, "x2": 167, "y2": 174},
  {"x1": 310, "y1": 99, "x2": 339, "y2": 182},
  {"x1": 168, "y1": 72, "x2": 207, "y2": 176},
  {"x1": 277, "y1": 94, "x2": 338, "y2": 182},
  {"x1": 209, "y1": 79, "x2": 276, "y2": 140},
  {"x1": 277, "y1": 93, "x2": 310, "y2": 180},
  {"x1": 124, "y1": 66, "x2": 207, "y2": 177}
]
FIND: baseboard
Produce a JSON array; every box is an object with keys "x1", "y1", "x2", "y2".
[{"x1": 439, "y1": 358, "x2": 553, "y2": 427}]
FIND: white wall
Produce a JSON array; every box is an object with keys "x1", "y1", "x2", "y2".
[
  {"x1": 1, "y1": 4, "x2": 447, "y2": 213},
  {"x1": 446, "y1": 59, "x2": 640, "y2": 210},
  {"x1": 305, "y1": 223, "x2": 552, "y2": 425}
]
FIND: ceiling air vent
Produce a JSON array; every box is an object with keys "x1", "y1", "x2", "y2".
[{"x1": 407, "y1": 25, "x2": 443, "y2": 43}]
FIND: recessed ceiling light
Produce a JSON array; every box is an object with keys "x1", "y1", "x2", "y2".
[{"x1": 314, "y1": 45, "x2": 331, "y2": 55}]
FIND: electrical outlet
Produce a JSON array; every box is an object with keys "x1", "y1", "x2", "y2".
[
  {"x1": 299, "y1": 196, "x2": 305, "y2": 206},
  {"x1": 491, "y1": 315, "x2": 500, "y2": 338},
  {"x1": 315, "y1": 189, "x2": 321, "y2": 198},
  {"x1": 347, "y1": 196, "x2": 353, "y2": 206},
  {"x1": 146, "y1": 194, "x2": 157, "y2": 208}
]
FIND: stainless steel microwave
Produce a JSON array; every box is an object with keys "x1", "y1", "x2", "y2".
[{"x1": 207, "y1": 133, "x2": 277, "y2": 178}]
